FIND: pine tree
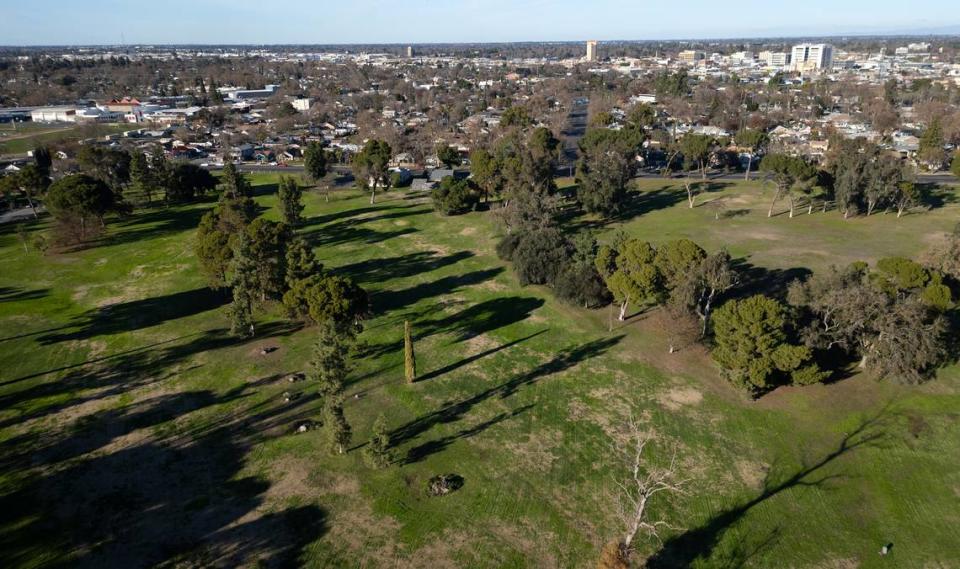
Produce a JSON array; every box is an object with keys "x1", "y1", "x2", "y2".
[
  {"x1": 404, "y1": 320, "x2": 416, "y2": 383},
  {"x1": 324, "y1": 403, "x2": 352, "y2": 455},
  {"x1": 364, "y1": 414, "x2": 391, "y2": 468},
  {"x1": 226, "y1": 232, "x2": 259, "y2": 337},
  {"x1": 221, "y1": 162, "x2": 251, "y2": 198},
  {"x1": 311, "y1": 320, "x2": 351, "y2": 405},
  {"x1": 285, "y1": 236, "x2": 322, "y2": 286},
  {"x1": 277, "y1": 176, "x2": 304, "y2": 225}
]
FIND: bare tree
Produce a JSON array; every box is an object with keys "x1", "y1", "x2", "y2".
[{"x1": 602, "y1": 421, "x2": 687, "y2": 567}]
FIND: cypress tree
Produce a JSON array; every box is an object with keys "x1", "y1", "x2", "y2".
[
  {"x1": 364, "y1": 414, "x2": 391, "y2": 468},
  {"x1": 404, "y1": 320, "x2": 416, "y2": 383}
]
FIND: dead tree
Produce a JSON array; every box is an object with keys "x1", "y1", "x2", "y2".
[{"x1": 607, "y1": 421, "x2": 688, "y2": 564}]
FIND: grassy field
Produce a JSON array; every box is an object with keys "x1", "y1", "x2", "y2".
[
  {"x1": 1, "y1": 175, "x2": 959, "y2": 568},
  {"x1": 0, "y1": 123, "x2": 134, "y2": 155}
]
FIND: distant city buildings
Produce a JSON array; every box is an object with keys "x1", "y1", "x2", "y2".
[
  {"x1": 406, "y1": 46, "x2": 414, "y2": 58},
  {"x1": 679, "y1": 50, "x2": 706, "y2": 65},
  {"x1": 586, "y1": 40, "x2": 598, "y2": 62},
  {"x1": 759, "y1": 50, "x2": 791, "y2": 68},
  {"x1": 791, "y1": 43, "x2": 833, "y2": 72}
]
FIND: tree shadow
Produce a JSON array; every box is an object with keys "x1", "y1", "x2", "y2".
[
  {"x1": 99, "y1": 204, "x2": 215, "y2": 248},
  {"x1": 390, "y1": 336, "x2": 623, "y2": 461},
  {"x1": 404, "y1": 404, "x2": 534, "y2": 464},
  {"x1": 335, "y1": 250, "x2": 474, "y2": 285},
  {"x1": 729, "y1": 259, "x2": 812, "y2": 301},
  {"x1": 646, "y1": 410, "x2": 891, "y2": 568},
  {"x1": 372, "y1": 268, "x2": 504, "y2": 313},
  {"x1": 0, "y1": 377, "x2": 328, "y2": 568},
  {"x1": 37, "y1": 287, "x2": 230, "y2": 344},
  {"x1": 416, "y1": 329, "x2": 549, "y2": 383},
  {"x1": 0, "y1": 286, "x2": 50, "y2": 303}
]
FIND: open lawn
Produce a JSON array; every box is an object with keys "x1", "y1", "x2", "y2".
[
  {"x1": 0, "y1": 123, "x2": 134, "y2": 155},
  {"x1": 1, "y1": 175, "x2": 959, "y2": 568}
]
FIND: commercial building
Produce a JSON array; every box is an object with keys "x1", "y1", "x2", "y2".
[
  {"x1": 292, "y1": 98, "x2": 312, "y2": 112},
  {"x1": 679, "y1": 50, "x2": 706, "y2": 65},
  {"x1": 221, "y1": 84, "x2": 280, "y2": 101},
  {"x1": 791, "y1": 43, "x2": 833, "y2": 72},
  {"x1": 31, "y1": 107, "x2": 77, "y2": 123},
  {"x1": 759, "y1": 51, "x2": 791, "y2": 68},
  {"x1": 586, "y1": 40, "x2": 598, "y2": 62}
]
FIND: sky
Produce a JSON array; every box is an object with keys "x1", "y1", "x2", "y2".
[{"x1": 5, "y1": 0, "x2": 960, "y2": 46}]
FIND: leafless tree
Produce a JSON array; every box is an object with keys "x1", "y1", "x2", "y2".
[{"x1": 603, "y1": 421, "x2": 687, "y2": 566}]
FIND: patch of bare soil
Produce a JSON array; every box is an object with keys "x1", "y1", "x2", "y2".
[
  {"x1": 657, "y1": 386, "x2": 703, "y2": 411},
  {"x1": 735, "y1": 459, "x2": 769, "y2": 490},
  {"x1": 502, "y1": 429, "x2": 563, "y2": 472}
]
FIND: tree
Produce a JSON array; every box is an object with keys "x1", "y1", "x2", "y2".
[
  {"x1": 431, "y1": 176, "x2": 479, "y2": 215},
  {"x1": 679, "y1": 133, "x2": 714, "y2": 179},
  {"x1": 312, "y1": 319, "x2": 352, "y2": 403},
  {"x1": 167, "y1": 163, "x2": 217, "y2": 202},
  {"x1": 32, "y1": 145, "x2": 52, "y2": 177},
  {"x1": 894, "y1": 181, "x2": 922, "y2": 218},
  {"x1": 469, "y1": 147, "x2": 502, "y2": 202},
  {"x1": 352, "y1": 139, "x2": 392, "y2": 204},
  {"x1": 245, "y1": 218, "x2": 292, "y2": 301},
  {"x1": 576, "y1": 128, "x2": 637, "y2": 216},
  {"x1": 14, "y1": 164, "x2": 49, "y2": 219},
  {"x1": 863, "y1": 153, "x2": 903, "y2": 216},
  {"x1": 435, "y1": 143, "x2": 461, "y2": 168},
  {"x1": 45, "y1": 174, "x2": 115, "y2": 242},
  {"x1": 921, "y1": 223, "x2": 960, "y2": 283},
  {"x1": 869, "y1": 299, "x2": 947, "y2": 384},
  {"x1": 711, "y1": 295, "x2": 826, "y2": 394},
  {"x1": 277, "y1": 177, "x2": 304, "y2": 225},
  {"x1": 285, "y1": 236, "x2": 321, "y2": 286},
  {"x1": 283, "y1": 273, "x2": 369, "y2": 330},
  {"x1": 654, "y1": 239, "x2": 706, "y2": 292},
  {"x1": 918, "y1": 118, "x2": 946, "y2": 170},
  {"x1": 511, "y1": 228, "x2": 572, "y2": 286},
  {"x1": 364, "y1": 414, "x2": 392, "y2": 468},
  {"x1": 604, "y1": 420, "x2": 686, "y2": 567},
  {"x1": 127, "y1": 151, "x2": 154, "y2": 206},
  {"x1": 759, "y1": 153, "x2": 817, "y2": 218},
  {"x1": 951, "y1": 151, "x2": 960, "y2": 179},
  {"x1": 675, "y1": 250, "x2": 738, "y2": 336},
  {"x1": 596, "y1": 239, "x2": 664, "y2": 320},
  {"x1": 76, "y1": 146, "x2": 131, "y2": 192},
  {"x1": 194, "y1": 192, "x2": 256, "y2": 289},
  {"x1": 226, "y1": 232, "x2": 259, "y2": 337},
  {"x1": 735, "y1": 129, "x2": 768, "y2": 181},
  {"x1": 219, "y1": 162, "x2": 251, "y2": 198},
  {"x1": 324, "y1": 403, "x2": 352, "y2": 455},
  {"x1": 500, "y1": 105, "x2": 532, "y2": 129},
  {"x1": 304, "y1": 142, "x2": 328, "y2": 183},
  {"x1": 404, "y1": 320, "x2": 416, "y2": 383}
]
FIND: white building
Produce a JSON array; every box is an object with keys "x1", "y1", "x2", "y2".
[
  {"x1": 586, "y1": 40, "x2": 598, "y2": 62},
  {"x1": 31, "y1": 107, "x2": 77, "y2": 123},
  {"x1": 791, "y1": 43, "x2": 833, "y2": 72},
  {"x1": 759, "y1": 51, "x2": 791, "y2": 68},
  {"x1": 291, "y1": 98, "x2": 312, "y2": 112}
]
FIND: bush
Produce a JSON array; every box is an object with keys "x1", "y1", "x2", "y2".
[
  {"x1": 431, "y1": 176, "x2": 478, "y2": 215},
  {"x1": 283, "y1": 274, "x2": 369, "y2": 328},
  {"x1": 496, "y1": 232, "x2": 526, "y2": 261},
  {"x1": 553, "y1": 264, "x2": 611, "y2": 308},
  {"x1": 390, "y1": 171, "x2": 411, "y2": 188},
  {"x1": 512, "y1": 228, "x2": 572, "y2": 286}
]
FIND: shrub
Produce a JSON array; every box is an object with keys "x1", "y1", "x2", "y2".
[
  {"x1": 553, "y1": 264, "x2": 611, "y2": 308},
  {"x1": 496, "y1": 232, "x2": 526, "y2": 261},
  {"x1": 511, "y1": 228, "x2": 572, "y2": 286},
  {"x1": 431, "y1": 176, "x2": 478, "y2": 215}
]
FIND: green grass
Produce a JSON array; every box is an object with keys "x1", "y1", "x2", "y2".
[
  {"x1": 0, "y1": 123, "x2": 134, "y2": 155},
  {"x1": 1, "y1": 176, "x2": 958, "y2": 568}
]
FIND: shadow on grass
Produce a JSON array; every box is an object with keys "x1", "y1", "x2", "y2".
[
  {"x1": 0, "y1": 373, "x2": 327, "y2": 568},
  {"x1": 37, "y1": 287, "x2": 230, "y2": 344},
  {"x1": 335, "y1": 250, "x2": 474, "y2": 285},
  {"x1": 729, "y1": 259, "x2": 812, "y2": 302},
  {"x1": 0, "y1": 286, "x2": 50, "y2": 303},
  {"x1": 416, "y1": 329, "x2": 549, "y2": 383},
  {"x1": 392, "y1": 336, "x2": 623, "y2": 464},
  {"x1": 0, "y1": 321, "x2": 303, "y2": 430},
  {"x1": 646, "y1": 410, "x2": 891, "y2": 568}
]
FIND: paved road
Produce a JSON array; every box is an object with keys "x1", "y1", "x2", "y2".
[
  {"x1": 559, "y1": 99, "x2": 588, "y2": 175},
  {"x1": 0, "y1": 206, "x2": 42, "y2": 225}
]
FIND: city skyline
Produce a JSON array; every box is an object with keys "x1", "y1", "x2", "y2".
[{"x1": 5, "y1": 0, "x2": 960, "y2": 46}]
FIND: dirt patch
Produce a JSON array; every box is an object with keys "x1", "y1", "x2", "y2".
[
  {"x1": 394, "y1": 219, "x2": 409, "y2": 226},
  {"x1": 310, "y1": 472, "x2": 361, "y2": 496},
  {"x1": 658, "y1": 386, "x2": 703, "y2": 411},
  {"x1": 741, "y1": 229, "x2": 783, "y2": 241},
  {"x1": 247, "y1": 342, "x2": 281, "y2": 359},
  {"x1": 459, "y1": 226, "x2": 477, "y2": 236},
  {"x1": 463, "y1": 333, "x2": 499, "y2": 355},
  {"x1": 813, "y1": 559, "x2": 860, "y2": 569},
  {"x1": 735, "y1": 459, "x2": 768, "y2": 490}
]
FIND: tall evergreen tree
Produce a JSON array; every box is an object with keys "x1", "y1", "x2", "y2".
[
  {"x1": 364, "y1": 414, "x2": 391, "y2": 468},
  {"x1": 404, "y1": 320, "x2": 416, "y2": 383},
  {"x1": 277, "y1": 176, "x2": 304, "y2": 225},
  {"x1": 226, "y1": 232, "x2": 259, "y2": 337}
]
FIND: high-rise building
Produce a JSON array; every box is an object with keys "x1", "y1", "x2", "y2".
[
  {"x1": 586, "y1": 40, "x2": 598, "y2": 62},
  {"x1": 406, "y1": 46, "x2": 414, "y2": 58},
  {"x1": 791, "y1": 43, "x2": 833, "y2": 72}
]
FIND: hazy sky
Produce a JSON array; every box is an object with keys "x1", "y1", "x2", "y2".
[{"x1": 6, "y1": 0, "x2": 960, "y2": 45}]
